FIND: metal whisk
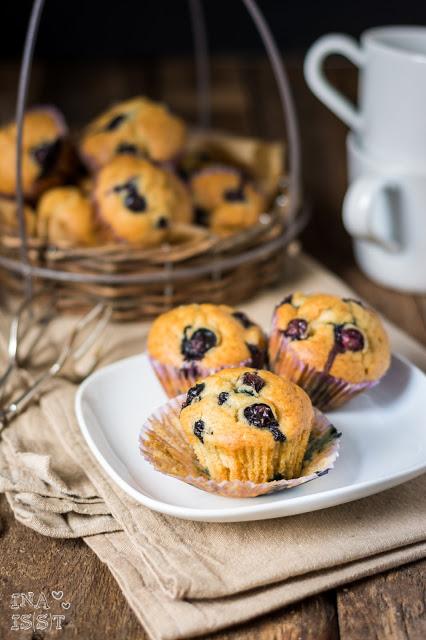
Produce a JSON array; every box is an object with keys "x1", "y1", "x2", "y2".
[{"x1": 0, "y1": 299, "x2": 112, "y2": 434}]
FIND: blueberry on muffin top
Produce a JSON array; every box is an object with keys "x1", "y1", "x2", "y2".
[
  {"x1": 147, "y1": 303, "x2": 266, "y2": 371},
  {"x1": 189, "y1": 166, "x2": 266, "y2": 236},
  {"x1": 0, "y1": 106, "x2": 69, "y2": 198},
  {"x1": 93, "y1": 155, "x2": 175, "y2": 246},
  {"x1": 271, "y1": 292, "x2": 390, "y2": 382},
  {"x1": 180, "y1": 367, "x2": 313, "y2": 448},
  {"x1": 79, "y1": 96, "x2": 186, "y2": 170}
]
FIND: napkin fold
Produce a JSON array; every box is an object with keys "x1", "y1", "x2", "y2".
[{"x1": 1, "y1": 253, "x2": 425, "y2": 640}]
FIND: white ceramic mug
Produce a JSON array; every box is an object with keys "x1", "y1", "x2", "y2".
[
  {"x1": 344, "y1": 134, "x2": 426, "y2": 292},
  {"x1": 304, "y1": 26, "x2": 426, "y2": 164}
]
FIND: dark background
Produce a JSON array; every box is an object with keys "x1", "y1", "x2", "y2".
[{"x1": 3, "y1": 0, "x2": 426, "y2": 59}]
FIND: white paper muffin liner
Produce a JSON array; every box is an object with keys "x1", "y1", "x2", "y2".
[{"x1": 139, "y1": 394, "x2": 341, "y2": 498}]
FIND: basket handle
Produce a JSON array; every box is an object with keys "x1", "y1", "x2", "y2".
[
  {"x1": 241, "y1": 0, "x2": 301, "y2": 214},
  {"x1": 15, "y1": 0, "x2": 46, "y2": 298},
  {"x1": 189, "y1": 0, "x2": 301, "y2": 215}
]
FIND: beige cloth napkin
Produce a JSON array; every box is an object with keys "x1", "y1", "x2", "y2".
[{"x1": 1, "y1": 253, "x2": 426, "y2": 640}]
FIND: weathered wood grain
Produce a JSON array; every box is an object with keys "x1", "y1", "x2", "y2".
[
  {"x1": 206, "y1": 593, "x2": 339, "y2": 640},
  {"x1": 337, "y1": 561, "x2": 426, "y2": 640},
  {"x1": 0, "y1": 496, "x2": 145, "y2": 640}
]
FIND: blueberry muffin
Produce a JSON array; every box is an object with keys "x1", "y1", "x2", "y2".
[
  {"x1": 190, "y1": 166, "x2": 265, "y2": 235},
  {"x1": 269, "y1": 292, "x2": 391, "y2": 410},
  {"x1": 79, "y1": 96, "x2": 186, "y2": 171},
  {"x1": 93, "y1": 155, "x2": 176, "y2": 246},
  {"x1": 0, "y1": 106, "x2": 72, "y2": 200},
  {"x1": 147, "y1": 304, "x2": 267, "y2": 397},
  {"x1": 180, "y1": 367, "x2": 314, "y2": 483},
  {"x1": 0, "y1": 197, "x2": 36, "y2": 236},
  {"x1": 37, "y1": 186, "x2": 97, "y2": 247},
  {"x1": 165, "y1": 170, "x2": 193, "y2": 224},
  {"x1": 78, "y1": 175, "x2": 94, "y2": 196}
]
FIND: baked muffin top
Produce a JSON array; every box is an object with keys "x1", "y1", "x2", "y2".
[
  {"x1": 190, "y1": 166, "x2": 265, "y2": 232},
  {"x1": 180, "y1": 367, "x2": 314, "y2": 450},
  {"x1": 147, "y1": 304, "x2": 266, "y2": 369},
  {"x1": 0, "y1": 107, "x2": 67, "y2": 198},
  {"x1": 190, "y1": 166, "x2": 243, "y2": 210},
  {"x1": 0, "y1": 197, "x2": 36, "y2": 236},
  {"x1": 94, "y1": 155, "x2": 174, "y2": 246},
  {"x1": 165, "y1": 170, "x2": 193, "y2": 224},
  {"x1": 37, "y1": 186, "x2": 96, "y2": 247},
  {"x1": 271, "y1": 292, "x2": 390, "y2": 382},
  {"x1": 79, "y1": 96, "x2": 186, "y2": 170}
]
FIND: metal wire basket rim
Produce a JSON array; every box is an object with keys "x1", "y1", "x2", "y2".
[{"x1": 0, "y1": 206, "x2": 308, "y2": 285}]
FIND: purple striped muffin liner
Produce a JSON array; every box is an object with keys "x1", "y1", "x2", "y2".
[
  {"x1": 139, "y1": 394, "x2": 341, "y2": 498},
  {"x1": 149, "y1": 351, "x2": 266, "y2": 399},
  {"x1": 269, "y1": 327, "x2": 379, "y2": 411}
]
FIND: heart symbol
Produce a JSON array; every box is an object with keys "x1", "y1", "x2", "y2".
[
  {"x1": 61, "y1": 602, "x2": 71, "y2": 610},
  {"x1": 51, "y1": 591, "x2": 63, "y2": 601}
]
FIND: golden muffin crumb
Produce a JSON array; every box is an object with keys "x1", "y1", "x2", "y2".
[
  {"x1": 190, "y1": 166, "x2": 266, "y2": 235},
  {"x1": 180, "y1": 367, "x2": 314, "y2": 482},
  {"x1": 148, "y1": 304, "x2": 267, "y2": 397},
  {"x1": 79, "y1": 96, "x2": 186, "y2": 170},
  {"x1": 0, "y1": 107, "x2": 71, "y2": 199},
  {"x1": 0, "y1": 197, "x2": 36, "y2": 236},
  {"x1": 37, "y1": 186, "x2": 97, "y2": 247},
  {"x1": 270, "y1": 292, "x2": 390, "y2": 383},
  {"x1": 148, "y1": 303, "x2": 265, "y2": 369},
  {"x1": 93, "y1": 155, "x2": 175, "y2": 246}
]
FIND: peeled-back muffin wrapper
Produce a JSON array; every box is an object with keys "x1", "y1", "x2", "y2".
[
  {"x1": 149, "y1": 355, "x2": 266, "y2": 399},
  {"x1": 269, "y1": 325, "x2": 379, "y2": 412},
  {"x1": 139, "y1": 394, "x2": 341, "y2": 499}
]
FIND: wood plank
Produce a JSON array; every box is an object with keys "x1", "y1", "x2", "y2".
[
  {"x1": 206, "y1": 593, "x2": 339, "y2": 640},
  {"x1": 0, "y1": 495, "x2": 145, "y2": 640},
  {"x1": 337, "y1": 561, "x2": 426, "y2": 640}
]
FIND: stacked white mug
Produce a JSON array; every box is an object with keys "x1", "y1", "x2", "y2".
[{"x1": 304, "y1": 26, "x2": 426, "y2": 292}]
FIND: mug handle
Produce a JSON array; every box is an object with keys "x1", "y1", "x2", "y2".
[
  {"x1": 304, "y1": 34, "x2": 365, "y2": 131},
  {"x1": 342, "y1": 176, "x2": 401, "y2": 253}
]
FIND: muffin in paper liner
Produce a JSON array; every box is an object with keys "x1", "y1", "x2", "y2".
[
  {"x1": 139, "y1": 394, "x2": 341, "y2": 498},
  {"x1": 269, "y1": 327, "x2": 379, "y2": 411},
  {"x1": 149, "y1": 354, "x2": 265, "y2": 399}
]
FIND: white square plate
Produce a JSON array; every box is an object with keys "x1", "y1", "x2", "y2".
[{"x1": 75, "y1": 353, "x2": 426, "y2": 522}]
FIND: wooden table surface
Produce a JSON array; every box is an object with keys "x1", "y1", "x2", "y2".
[{"x1": 0, "y1": 56, "x2": 425, "y2": 639}]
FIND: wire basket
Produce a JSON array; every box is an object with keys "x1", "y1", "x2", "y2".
[{"x1": 0, "y1": 0, "x2": 305, "y2": 320}]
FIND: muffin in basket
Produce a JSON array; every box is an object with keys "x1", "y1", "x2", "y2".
[
  {"x1": 0, "y1": 106, "x2": 72, "y2": 200},
  {"x1": 79, "y1": 96, "x2": 186, "y2": 170},
  {"x1": 164, "y1": 170, "x2": 193, "y2": 224},
  {"x1": 0, "y1": 196, "x2": 37, "y2": 237},
  {"x1": 78, "y1": 175, "x2": 94, "y2": 196},
  {"x1": 93, "y1": 155, "x2": 177, "y2": 246},
  {"x1": 269, "y1": 292, "x2": 391, "y2": 410},
  {"x1": 190, "y1": 166, "x2": 266, "y2": 235},
  {"x1": 147, "y1": 304, "x2": 267, "y2": 398},
  {"x1": 37, "y1": 186, "x2": 97, "y2": 247},
  {"x1": 180, "y1": 367, "x2": 314, "y2": 483}
]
